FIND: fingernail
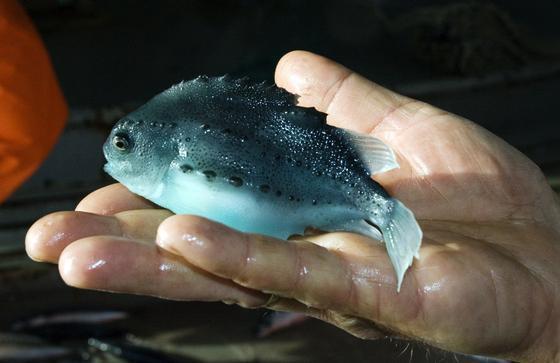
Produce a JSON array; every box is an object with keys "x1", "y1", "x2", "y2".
[
  {"x1": 157, "y1": 229, "x2": 207, "y2": 256},
  {"x1": 59, "y1": 254, "x2": 78, "y2": 285},
  {"x1": 157, "y1": 215, "x2": 212, "y2": 251},
  {"x1": 87, "y1": 259, "x2": 107, "y2": 271},
  {"x1": 155, "y1": 228, "x2": 180, "y2": 255},
  {"x1": 181, "y1": 233, "x2": 205, "y2": 247},
  {"x1": 156, "y1": 222, "x2": 201, "y2": 252}
]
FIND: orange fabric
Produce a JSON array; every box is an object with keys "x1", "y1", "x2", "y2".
[{"x1": 0, "y1": 0, "x2": 67, "y2": 201}]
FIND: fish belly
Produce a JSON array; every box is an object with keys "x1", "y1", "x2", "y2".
[{"x1": 151, "y1": 170, "x2": 362, "y2": 239}]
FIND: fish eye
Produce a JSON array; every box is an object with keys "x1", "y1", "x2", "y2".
[{"x1": 112, "y1": 133, "x2": 132, "y2": 152}]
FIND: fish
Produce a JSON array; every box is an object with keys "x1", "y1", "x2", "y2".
[
  {"x1": 87, "y1": 338, "x2": 198, "y2": 363},
  {"x1": 11, "y1": 310, "x2": 128, "y2": 341},
  {"x1": 12, "y1": 310, "x2": 128, "y2": 331},
  {"x1": 103, "y1": 76, "x2": 422, "y2": 290},
  {"x1": 0, "y1": 333, "x2": 73, "y2": 361},
  {"x1": 0, "y1": 345, "x2": 73, "y2": 362}
]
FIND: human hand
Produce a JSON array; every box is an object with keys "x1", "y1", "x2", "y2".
[{"x1": 26, "y1": 51, "x2": 560, "y2": 362}]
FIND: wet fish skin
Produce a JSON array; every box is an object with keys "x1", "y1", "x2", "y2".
[{"x1": 103, "y1": 76, "x2": 422, "y2": 290}]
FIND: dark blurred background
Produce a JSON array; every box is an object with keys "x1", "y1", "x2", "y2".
[{"x1": 1, "y1": 0, "x2": 558, "y2": 362}]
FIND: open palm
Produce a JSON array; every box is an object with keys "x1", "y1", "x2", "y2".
[{"x1": 26, "y1": 51, "x2": 560, "y2": 362}]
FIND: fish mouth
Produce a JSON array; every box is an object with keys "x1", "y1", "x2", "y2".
[
  {"x1": 103, "y1": 162, "x2": 122, "y2": 184},
  {"x1": 102, "y1": 139, "x2": 111, "y2": 159},
  {"x1": 103, "y1": 162, "x2": 112, "y2": 177}
]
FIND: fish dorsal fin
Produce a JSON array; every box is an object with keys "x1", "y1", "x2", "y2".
[
  {"x1": 339, "y1": 128, "x2": 399, "y2": 175},
  {"x1": 171, "y1": 76, "x2": 309, "y2": 109}
]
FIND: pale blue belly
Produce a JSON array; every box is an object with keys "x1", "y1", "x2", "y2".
[{"x1": 148, "y1": 169, "x2": 362, "y2": 239}]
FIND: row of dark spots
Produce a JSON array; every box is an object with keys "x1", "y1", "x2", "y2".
[
  {"x1": 181, "y1": 164, "x2": 238, "y2": 185},
  {"x1": 258, "y1": 184, "x2": 284, "y2": 199},
  {"x1": 179, "y1": 164, "x2": 328, "y2": 205},
  {"x1": 287, "y1": 195, "x2": 303, "y2": 202}
]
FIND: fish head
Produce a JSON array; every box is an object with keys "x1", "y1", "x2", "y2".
[{"x1": 103, "y1": 117, "x2": 178, "y2": 199}]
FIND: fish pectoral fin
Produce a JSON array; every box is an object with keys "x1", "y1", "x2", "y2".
[
  {"x1": 338, "y1": 128, "x2": 399, "y2": 175},
  {"x1": 318, "y1": 219, "x2": 383, "y2": 241}
]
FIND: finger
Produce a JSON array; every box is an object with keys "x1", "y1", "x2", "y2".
[
  {"x1": 156, "y1": 215, "x2": 347, "y2": 309},
  {"x1": 156, "y1": 215, "x2": 422, "y2": 321},
  {"x1": 76, "y1": 183, "x2": 157, "y2": 215},
  {"x1": 275, "y1": 50, "x2": 424, "y2": 135},
  {"x1": 58, "y1": 236, "x2": 266, "y2": 307},
  {"x1": 155, "y1": 216, "x2": 457, "y2": 338},
  {"x1": 26, "y1": 209, "x2": 172, "y2": 263}
]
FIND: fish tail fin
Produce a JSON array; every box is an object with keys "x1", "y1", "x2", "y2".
[{"x1": 375, "y1": 199, "x2": 422, "y2": 292}]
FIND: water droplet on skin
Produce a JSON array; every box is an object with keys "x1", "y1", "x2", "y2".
[
  {"x1": 299, "y1": 265, "x2": 309, "y2": 276},
  {"x1": 288, "y1": 195, "x2": 294, "y2": 201},
  {"x1": 159, "y1": 263, "x2": 174, "y2": 272},
  {"x1": 88, "y1": 259, "x2": 107, "y2": 270},
  {"x1": 45, "y1": 231, "x2": 66, "y2": 247},
  {"x1": 312, "y1": 200, "x2": 317, "y2": 205},
  {"x1": 422, "y1": 279, "x2": 445, "y2": 294},
  {"x1": 182, "y1": 233, "x2": 204, "y2": 247},
  {"x1": 197, "y1": 75, "x2": 209, "y2": 83}
]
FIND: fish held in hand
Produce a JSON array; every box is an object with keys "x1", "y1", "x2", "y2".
[{"x1": 103, "y1": 76, "x2": 422, "y2": 290}]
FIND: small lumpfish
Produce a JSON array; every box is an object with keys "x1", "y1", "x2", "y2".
[{"x1": 103, "y1": 76, "x2": 422, "y2": 290}]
